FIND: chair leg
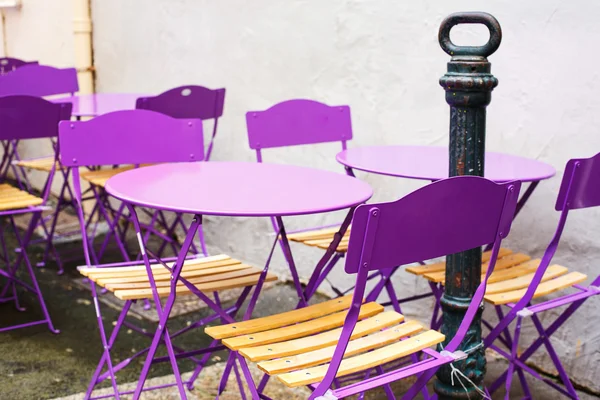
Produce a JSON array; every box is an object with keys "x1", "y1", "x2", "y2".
[
  {"x1": 504, "y1": 316, "x2": 523, "y2": 400},
  {"x1": 236, "y1": 353, "x2": 262, "y2": 399},
  {"x1": 216, "y1": 353, "x2": 237, "y2": 399},
  {"x1": 531, "y1": 313, "x2": 579, "y2": 399},
  {"x1": 9, "y1": 213, "x2": 58, "y2": 333},
  {"x1": 85, "y1": 283, "x2": 121, "y2": 399},
  {"x1": 85, "y1": 300, "x2": 131, "y2": 399}
]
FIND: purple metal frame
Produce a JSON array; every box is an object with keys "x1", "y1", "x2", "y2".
[
  {"x1": 484, "y1": 153, "x2": 600, "y2": 399},
  {"x1": 135, "y1": 85, "x2": 226, "y2": 258},
  {"x1": 0, "y1": 64, "x2": 79, "y2": 272},
  {"x1": 233, "y1": 177, "x2": 521, "y2": 399},
  {"x1": 0, "y1": 58, "x2": 38, "y2": 75},
  {"x1": 246, "y1": 99, "x2": 354, "y2": 302},
  {"x1": 136, "y1": 85, "x2": 225, "y2": 161},
  {"x1": 0, "y1": 95, "x2": 72, "y2": 333},
  {"x1": 59, "y1": 110, "x2": 249, "y2": 399}
]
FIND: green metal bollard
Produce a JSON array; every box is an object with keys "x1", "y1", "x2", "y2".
[{"x1": 434, "y1": 12, "x2": 502, "y2": 399}]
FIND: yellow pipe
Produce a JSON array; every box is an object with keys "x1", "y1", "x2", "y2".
[{"x1": 73, "y1": 0, "x2": 93, "y2": 94}]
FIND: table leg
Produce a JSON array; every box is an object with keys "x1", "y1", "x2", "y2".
[
  {"x1": 274, "y1": 207, "x2": 354, "y2": 306},
  {"x1": 128, "y1": 205, "x2": 199, "y2": 400}
]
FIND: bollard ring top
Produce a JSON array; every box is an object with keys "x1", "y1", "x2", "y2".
[{"x1": 439, "y1": 12, "x2": 502, "y2": 57}]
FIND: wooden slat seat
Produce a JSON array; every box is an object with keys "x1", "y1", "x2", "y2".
[
  {"x1": 79, "y1": 166, "x2": 136, "y2": 187},
  {"x1": 0, "y1": 183, "x2": 44, "y2": 211},
  {"x1": 406, "y1": 248, "x2": 589, "y2": 306},
  {"x1": 15, "y1": 156, "x2": 61, "y2": 172},
  {"x1": 287, "y1": 226, "x2": 351, "y2": 253},
  {"x1": 78, "y1": 254, "x2": 277, "y2": 301},
  {"x1": 205, "y1": 294, "x2": 445, "y2": 388}
]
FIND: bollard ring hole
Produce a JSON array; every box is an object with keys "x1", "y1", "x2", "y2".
[{"x1": 439, "y1": 12, "x2": 502, "y2": 57}]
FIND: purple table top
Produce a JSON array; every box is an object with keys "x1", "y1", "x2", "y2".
[
  {"x1": 52, "y1": 93, "x2": 144, "y2": 117},
  {"x1": 105, "y1": 162, "x2": 373, "y2": 217},
  {"x1": 337, "y1": 145, "x2": 556, "y2": 183}
]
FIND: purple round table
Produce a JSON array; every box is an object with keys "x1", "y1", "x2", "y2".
[
  {"x1": 336, "y1": 145, "x2": 556, "y2": 329},
  {"x1": 336, "y1": 145, "x2": 556, "y2": 183},
  {"x1": 106, "y1": 162, "x2": 372, "y2": 216},
  {"x1": 52, "y1": 93, "x2": 145, "y2": 118},
  {"x1": 105, "y1": 161, "x2": 372, "y2": 399}
]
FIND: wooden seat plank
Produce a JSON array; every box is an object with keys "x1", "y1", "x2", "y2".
[
  {"x1": 487, "y1": 259, "x2": 541, "y2": 284},
  {"x1": 241, "y1": 311, "x2": 405, "y2": 362},
  {"x1": 97, "y1": 263, "x2": 250, "y2": 286},
  {"x1": 114, "y1": 272, "x2": 278, "y2": 300},
  {"x1": 484, "y1": 272, "x2": 588, "y2": 305},
  {"x1": 486, "y1": 265, "x2": 568, "y2": 295},
  {"x1": 259, "y1": 320, "x2": 424, "y2": 375},
  {"x1": 205, "y1": 295, "x2": 355, "y2": 340},
  {"x1": 104, "y1": 266, "x2": 263, "y2": 291},
  {"x1": 80, "y1": 166, "x2": 135, "y2": 187},
  {"x1": 223, "y1": 303, "x2": 384, "y2": 350},
  {"x1": 79, "y1": 254, "x2": 235, "y2": 277},
  {"x1": 89, "y1": 259, "x2": 243, "y2": 284},
  {"x1": 0, "y1": 184, "x2": 44, "y2": 211},
  {"x1": 287, "y1": 226, "x2": 349, "y2": 242},
  {"x1": 424, "y1": 253, "x2": 531, "y2": 283},
  {"x1": 406, "y1": 248, "x2": 513, "y2": 276},
  {"x1": 277, "y1": 329, "x2": 445, "y2": 387},
  {"x1": 16, "y1": 157, "x2": 60, "y2": 172}
]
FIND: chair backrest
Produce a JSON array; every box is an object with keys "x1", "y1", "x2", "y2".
[
  {"x1": 136, "y1": 85, "x2": 225, "y2": 161},
  {"x1": 135, "y1": 85, "x2": 225, "y2": 120},
  {"x1": 346, "y1": 176, "x2": 521, "y2": 274},
  {"x1": 246, "y1": 99, "x2": 352, "y2": 160},
  {"x1": 59, "y1": 109, "x2": 204, "y2": 168},
  {"x1": 0, "y1": 95, "x2": 73, "y2": 141},
  {"x1": 556, "y1": 153, "x2": 600, "y2": 211},
  {"x1": 0, "y1": 64, "x2": 78, "y2": 97},
  {"x1": 313, "y1": 177, "x2": 520, "y2": 395},
  {"x1": 0, "y1": 58, "x2": 37, "y2": 74},
  {"x1": 0, "y1": 95, "x2": 72, "y2": 200}
]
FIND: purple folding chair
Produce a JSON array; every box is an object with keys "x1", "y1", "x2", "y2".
[
  {"x1": 0, "y1": 57, "x2": 38, "y2": 74},
  {"x1": 483, "y1": 153, "x2": 600, "y2": 399},
  {"x1": 0, "y1": 64, "x2": 79, "y2": 273},
  {"x1": 133, "y1": 85, "x2": 225, "y2": 256},
  {"x1": 59, "y1": 109, "x2": 271, "y2": 399},
  {"x1": 206, "y1": 176, "x2": 521, "y2": 399},
  {"x1": 246, "y1": 99, "x2": 354, "y2": 300},
  {"x1": 136, "y1": 85, "x2": 225, "y2": 161},
  {"x1": 0, "y1": 95, "x2": 72, "y2": 333}
]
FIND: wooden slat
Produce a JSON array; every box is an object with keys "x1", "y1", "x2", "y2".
[
  {"x1": 315, "y1": 238, "x2": 350, "y2": 249},
  {"x1": 277, "y1": 330, "x2": 445, "y2": 387},
  {"x1": 486, "y1": 265, "x2": 568, "y2": 295},
  {"x1": 90, "y1": 259, "x2": 242, "y2": 284},
  {"x1": 98, "y1": 263, "x2": 250, "y2": 286},
  {"x1": 79, "y1": 254, "x2": 234, "y2": 277},
  {"x1": 80, "y1": 166, "x2": 135, "y2": 187},
  {"x1": 241, "y1": 311, "x2": 405, "y2": 362},
  {"x1": 223, "y1": 303, "x2": 383, "y2": 350},
  {"x1": 487, "y1": 259, "x2": 541, "y2": 284},
  {"x1": 484, "y1": 272, "x2": 588, "y2": 305},
  {"x1": 423, "y1": 253, "x2": 531, "y2": 283},
  {"x1": 287, "y1": 226, "x2": 349, "y2": 242},
  {"x1": 257, "y1": 320, "x2": 423, "y2": 374},
  {"x1": 105, "y1": 266, "x2": 262, "y2": 290},
  {"x1": 114, "y1": 272, "x2": 278, "y2": 301},
  {"x1": 205, "y1": 295, "x2": 355, "y2": 340},
  {"x1": 0, "y1": 191, "x2": 44, "y2": 211},
  {"x1": 15, "y1": 157, "x2": 59, "y2": 172},
  {"x1": 406, "y1": 248, "x2": 513, "y2": 276},
  {"x1": 0, "y1": 183, "x2": 44, "y2": 211}
]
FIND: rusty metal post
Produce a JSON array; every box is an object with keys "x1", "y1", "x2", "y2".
[{"x1": 434, "y1": 12, "x2": 502, "y2": 399}]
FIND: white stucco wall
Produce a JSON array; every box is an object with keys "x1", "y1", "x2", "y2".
[
  {"x1": 1, "y1": 0, "x2": 74, "y2": 189},
  {"x1": 91, "y1": 0, "x2": 600, "y2": 392}
]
